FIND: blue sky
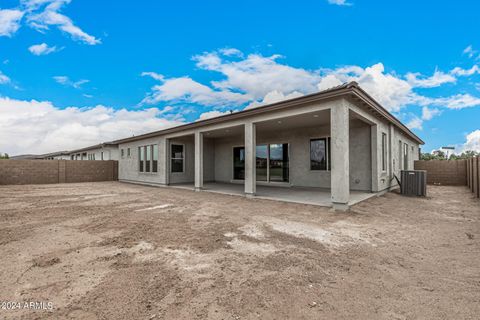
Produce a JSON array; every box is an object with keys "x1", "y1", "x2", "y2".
[{"x1": 1, "y1": 0, "x2": 479, "y2": 155}]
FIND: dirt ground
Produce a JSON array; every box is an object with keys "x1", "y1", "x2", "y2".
[{"x1": 0, "y1": 182, "x2": 479, "y2": 320}]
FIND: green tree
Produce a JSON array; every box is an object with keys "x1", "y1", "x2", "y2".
[
  {"x1": 0, "y1": 153, "x2": 9, "y2": 159},
  {"x1": 449, "y1": 150, "x2": 479, "y2": 160},
  {"x1": 421, "y1": 150, "x2": 446, "y2": 160}
]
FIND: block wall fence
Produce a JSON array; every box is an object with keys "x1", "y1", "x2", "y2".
[
  {"x1": 414, "y1": 158, "x2": 479, "y2": 199},
  {"x1": 0, "y1": 160, "x2": 118, "y2": 185}
]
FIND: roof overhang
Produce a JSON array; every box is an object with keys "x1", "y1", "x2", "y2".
[{"x1": 112, "y1": 82, "x2": 424, "y2": 145}]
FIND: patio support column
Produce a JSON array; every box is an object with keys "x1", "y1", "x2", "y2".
[
  {"x1": 330, "y1": 101, "x2": 350, "y2": 211},
  {"x1": 388, "y1": 123, "x2": 395, "y2": 186},
  {"x1": 244, "y1": 122, "x2": 256, "y2": 197},
  {"x1": 371, "y1": 125, "x2": 379, "y2": 192},
  {"x1": 194, "y1": 131, "x2": 204, "y2": 191}
]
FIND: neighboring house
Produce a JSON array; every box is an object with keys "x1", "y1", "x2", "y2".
[
  {"x1": 112, "y1": 82, "x2": 423, "y2": 210},
  {"x1": 43, "y1": 151, "x2": 71, "y2": 160},
  {"x1": 10, "y1": 151, "x2": 70, "y2": 160},
  {"x1": 68, "y1": 143, "x2": 119, "y2": 161}
]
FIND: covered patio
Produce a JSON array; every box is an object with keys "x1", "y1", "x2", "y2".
[{"x1": 170, "y1": 182, "x2": 376, "y2": 207}]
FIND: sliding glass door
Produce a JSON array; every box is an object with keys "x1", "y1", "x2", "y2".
[
  {"x1": 256, "y1": 145, "x2": 268, "y2": 181},
  {"x1": 268, "y1": 143, "x2": 289, "y2": 182},
  {"x1": 233, "y1": 144, "x2": 289, "y2": 182},
  {"x1": 233, "y1": 147, "x2": 245, "y2": 180}
]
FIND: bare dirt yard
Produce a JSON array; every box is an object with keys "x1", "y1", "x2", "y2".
[{"x1": 0, "y1": 182, "x2": 479, "y2": 320}]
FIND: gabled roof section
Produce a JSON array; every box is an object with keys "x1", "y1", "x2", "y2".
[{"x1": 112, "y1": 82, "x2": 423, "y2": 145}]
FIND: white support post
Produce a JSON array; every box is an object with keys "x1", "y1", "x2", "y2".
[
  {"x1": 371, "y1": 125, "x2": 379, "y2": 192},
  {"x1": 244, "y1": 122, "x2": 256, "y2": 197},
  {"x1": 194, "y1": 131, "x2": 203, "y2": 191},
  {"x1": 388, "y1": 123, "x2": 395, "y2": 187},
  {"x1": 330, "y1": 101, "x2": 350, "y2": 211}
]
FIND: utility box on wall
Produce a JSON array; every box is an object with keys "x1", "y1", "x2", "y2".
[{"x1": 400, "y1": 170, "x2": 427, "y2": 197}]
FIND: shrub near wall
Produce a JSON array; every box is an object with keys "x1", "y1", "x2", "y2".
[
  {"x1": 414, "y1": 160, "x2": 467, "y2": 186},
  {"x1": 0, "y1": 160, "x2": 118, "y2": 185}
]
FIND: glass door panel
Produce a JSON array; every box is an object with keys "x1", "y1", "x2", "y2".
[
  {"x1": 269, "y1": 143, "x2": 289, "y2": 182},
  {"x1": 233, "y1": 147, "x2": 245, "y2": 180},
  {"x1": 256, "y1": 145, "x2": 268, "y2": 181}
]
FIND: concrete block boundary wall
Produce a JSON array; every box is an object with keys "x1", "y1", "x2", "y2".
[
  {"x1": 414, "y1": 159, "x2": 467, "y2": 186},
  {"x1": 466, "y1": 157, "x2": 480, "y2": 199},
  {"x1": 414, "y1": 158, "x2": 479, "y2": 199},
  {"x1": 0, "y1": 160, "x2": 118, "y2": 185}
]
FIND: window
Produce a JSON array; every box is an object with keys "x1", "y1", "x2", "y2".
[
  {"x1": 235, "y1": 144, "x2": 290, "y2": 182},
  {"x1": 145, "y1": 145, "x2": 151, "y2": 172},
  {"x1": 310, "y1": 138, "x2": 330, "y2": 171},
  {"x1": 139, "y1": 146, "x2": 144, "y2": 172},
  {"x1": 138, "y1": 144, "x2": 158, "y2": 173},
  {"x1": 403, "y1": 143, "x2": 409, "y2": 170},
  {"x1": 127, "y1": 148, "x2": 131, "y2": 157},
  {"x1": 171, "y1": 144, "x2": 184, "y2": 173},
  {"x1": 398, "y1": 140, "x2": 402, "y2": 170},
  {"x1": 256, "y1": 145, "x2": 268, "y2": 181},
  {"x1": 233, "y1": 147, "x2": 245, "y2": 179},
  {"x1": 121, "y1": 149, "x2": 125, "y2": 158},
  {"x1": 269, "y1": 143, "x2": 289, "y2": 182},
  {"x1": 381, "y1": 133, "x2": 387, "y2": 172},
  {"x1": 152, "y1": 145, "x2": 158, "y2": 172},
  {"x1": 71, "y1": 155, "x2": 74, "y2": 160}
]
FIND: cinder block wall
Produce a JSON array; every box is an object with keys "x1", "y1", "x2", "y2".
[
  {"x1": 414, "y1": 160, "x2": 467, "y2": 186},
  {"x1": 0, "y1": 160, "x2": 118, "y2": 185}
]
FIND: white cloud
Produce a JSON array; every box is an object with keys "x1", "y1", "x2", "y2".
[
  {"x1": 141, "y1": 48, "x2": 480, "y2": 122},
  {"x1": 317, "y1": 74, "x2": 343, "y2": 91},
  {"x1": 322, "y1": 63, "x2": 416, "y2": 112},
  {"x1": 406, "y1": 70, "x2": 456, "y2": 88},
  {"x1": 427, "y1": 94, "x2": 480, "y2": 110},
  {"x1": 142, "y1": 76, "x2": 251, "y2": 107},
  {"x1": 219, "y1": 47, "x2": 243, "y2": 57},
  {"x1": 450, "y1": 65, "x2": 480, "y2": 76},
  {"x1": 28, "y1": 42, "x2": 58, "y2": 55},
  {"x1": 193, "y1": 51, "x2": 320, "y2": 100},
  {"x1": 197, "y1": 110, "x2": 234, "y2": 121},
  {"x1": 53, "y1": 75, "x2": 89, "y2": 89},
  {"x1": 245, "y1": 90, "x2": 304, "y2": 109},
  {"x1": 421, "y1": 106, "x2": 441, "y2": 120},
  {"x1": 327, "y1": 0, "x2": 352, "y2": 6},
  {"x1": 459, "y1": 129, "x2": 480, "y2": 152},
  {"x1": 22, "y1": 0, "x2": 100, "y2": 45},
  {"x1": 0, "y1": 9, "x2": 24, "y2": 37},
  {"x1": 141, "y1": 71, "x2": 164, "y2": 81},
  {"x1": 0, "y1": 96, "x2": 183, "y2": 155},
  {"x1": 0, "y1": 71, "x2": 11, "y2": 84},
  {"x1": 463, "y1": 45, "x2": 477, "y2": 58},
  {"x1": 406, "y1": 116, "x2": 423, "y2": 130}
]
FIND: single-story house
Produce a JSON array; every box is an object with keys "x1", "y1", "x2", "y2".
[
  {"x1": 112, "y1": 82, "x2": 424, "y2": 210},
  {"x1": 68, "y1": 143, "x2": 119, "y2": 161}
]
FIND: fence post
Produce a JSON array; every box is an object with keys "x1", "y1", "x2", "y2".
[
  {"x1": 475, "y1": 157, "x2": 480, "y2": 198},
  {"x1": 470, "y1": 158, "x2": 474, "y2": 192},
  {"x1": 467, "y1": 158, "x2": 470, "y2": 188}
]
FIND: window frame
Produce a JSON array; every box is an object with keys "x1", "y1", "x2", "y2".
[
  {"x1": 138, "y1": 146, "x2": 144, "y2": 172},
  {"x1": 381, "y1": 133, "x2": 387, "y2": 172},
  {"x1": 403, "y1": 142, "x2": 409, "y2": 170},
  {"x1": 170, "y1": 143, "x2": 185, "y2": 173},
  {"x1": 310, "y1": 137, "x2": 331, "y2": 171},
  {"x1": 152, "y1": 145, "x2": 158, "y2": 173}
]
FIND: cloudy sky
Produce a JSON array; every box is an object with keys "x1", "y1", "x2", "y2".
[{"x1": 1, "y1": 0, "x2": 479, "y2": 155}]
